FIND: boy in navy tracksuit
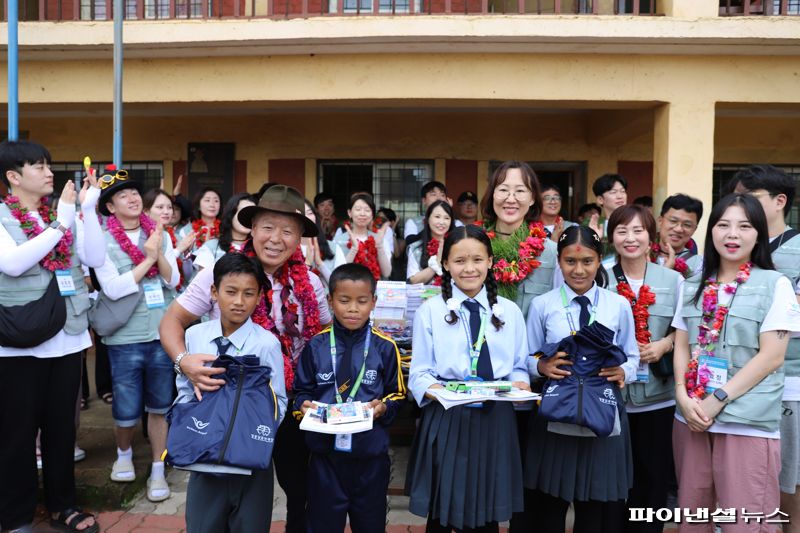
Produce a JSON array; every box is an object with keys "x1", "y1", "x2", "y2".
[{"x1": 294, "y1": 264, "x2": 406, "y2": 533}]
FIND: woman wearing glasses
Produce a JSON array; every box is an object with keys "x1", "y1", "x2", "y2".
[{"x1": 540, "y1": 184, "x2": 576, "y2": 243}]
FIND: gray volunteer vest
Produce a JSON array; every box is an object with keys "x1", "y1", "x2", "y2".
[
  {"x1": 772, "y1": 233, "x2": 800, "y2": 377},
  {"x1": 516, "y1": 239, "x2": 557, "y2": 320},
  {"x1": 606, "y1": 263, "x2": 680, "y2": 406},
  {"x1": 0, "y1": 203, "x2": 90, "y2": 336},
  {"x1": 198, "y1": 238, "x2": 226, "y2": 265},
  {"x1": 681, "y1": 267, "x2": 785, "y2": 433},
  {"x1": 101, "y1": 229, "x2": 175, "y2": 346}
]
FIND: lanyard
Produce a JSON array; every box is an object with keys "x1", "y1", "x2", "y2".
[
  {"x1": 329, "y1": 324, "x2": 371, "y2": 404},
  {"x1": 560, "y1": 285, "x2": 599, "y2": 335},
  {"x1": 458, "y1": 305, "x2": 488, "y2": 378}
]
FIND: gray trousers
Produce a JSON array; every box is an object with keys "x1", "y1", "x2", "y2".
[{"x1": 185, "y1": 465, "x2": 274, "y2": 533}]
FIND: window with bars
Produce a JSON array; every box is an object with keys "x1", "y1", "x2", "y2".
[
  {"x1": 50, "y1": 161, "x2": 164, "y2": 201},
  {"x1": 317, "y1": 160, "x2": 434, "y2": 227},
  {"x1": 713, "y1": 164, "x2": 800, "y2": 228}
]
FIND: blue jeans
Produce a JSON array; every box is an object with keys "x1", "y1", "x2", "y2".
[{"x1": 107, "y1": 340, "x2": 174, "y2": 427}]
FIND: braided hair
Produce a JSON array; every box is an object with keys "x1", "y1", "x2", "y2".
[{"x1": 441, "y1": 224, "x2": 505, "y2": 330}]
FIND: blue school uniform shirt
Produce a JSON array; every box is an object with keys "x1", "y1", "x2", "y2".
[
  {"x1": 526, "y1": 283, "x2": 640, "y2": 383},
  {"x1": 293, "y1": 319, "x2": 407, "y2": 458},
  {"x1": 177, "y1": 317, "x2": 288, "y2": 424},
  {"x1": 409, "y1": 285, "x2": 530, "y2": 407}
]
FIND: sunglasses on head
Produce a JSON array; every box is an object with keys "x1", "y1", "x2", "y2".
[{"x1": 99, "y1": 170, "x2": 129, "y2": 190}]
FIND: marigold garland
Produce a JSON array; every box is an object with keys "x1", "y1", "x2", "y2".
[
  {"x1": 246, "y1": 245, "x2": 322, "y2": 393},
  {"x1": 106, "y1": 213, "x2": 159, "y2": 278},
  {"x1": 684, "y1": 262, "x2": 752, "y2": 399},
  {"x1": 191, "y1": 218, "x2": 220, "y2": 250},
  {"x1": 615, "y1": 280, "x2": 657, "y2": 345},
  {"x1": 475, "y1": 220, "x2": 547, "y2": 301},
  {"x1": 3, "y1": 195, "x2": 73, "y2": 271},
  {"x1": 425, "y1": 238, "x2": 442, "y2": 286}
]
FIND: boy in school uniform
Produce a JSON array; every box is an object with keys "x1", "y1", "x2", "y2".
[
  {"x1": 179, "y1": 253, "x2": 287, "y2": 533},
  {"x1": 294, "y1": 263, "x2": 407, "y2": 533}
]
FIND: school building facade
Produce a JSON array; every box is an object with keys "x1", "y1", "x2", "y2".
[{"x1": 1, "y1": 0, "x2": 799, "y2": 236}]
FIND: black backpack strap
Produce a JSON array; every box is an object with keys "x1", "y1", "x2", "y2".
[{"x1": 770, "y1": 229, "x2": 800, "y2": 254}]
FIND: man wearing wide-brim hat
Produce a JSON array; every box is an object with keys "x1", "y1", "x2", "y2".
[{"x1": 160, "y1": 184, "x2": 332, "y2": 533}]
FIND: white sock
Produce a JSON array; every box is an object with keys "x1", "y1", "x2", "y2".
[
  {"x1": 151, "y1": 461, "x2": 165, "y2": 480},
  {"x1": 117, "y1": 447, "x2": 133, "y2": 460}
]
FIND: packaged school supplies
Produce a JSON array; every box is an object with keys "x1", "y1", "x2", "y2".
[
  {"x1": 445, "y1": 380, "x2": 514, "y2": 393},
  {"x1": 428, "y1": 387, "x2": 540, "y2": 410},
  {"x1": 165, "y1": 354, "x2": 280, "y2": 471},
  {"x1": 300, "y1": 401, "x2": 374, "y2": 435}
]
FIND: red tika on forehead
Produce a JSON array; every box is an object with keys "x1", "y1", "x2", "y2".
[{"x1": 576, "y1": 245, "x2": 582, "y2": 252}]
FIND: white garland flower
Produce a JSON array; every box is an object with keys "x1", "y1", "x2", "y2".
[{"x1": 446, "y1": 298, "x2": 459, "y2": 312}]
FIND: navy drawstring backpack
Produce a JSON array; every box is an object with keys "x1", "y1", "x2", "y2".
[
  {"x1": 536, "y1": 322, "x2": 628, "y2": 437},
  {"x1": 165, "y1": 354, "x2": 279, "y2": 471}
]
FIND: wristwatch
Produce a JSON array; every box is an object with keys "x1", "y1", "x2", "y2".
[
  {"x1": 713, "y1": 388, "x2": 729, "y2": 404},
  {"x1": 174, "y1": 351, "x2": 189, "y2": 376},
  {"x1": 49, "y1": 221, "x2": 67, "y2": 234}
]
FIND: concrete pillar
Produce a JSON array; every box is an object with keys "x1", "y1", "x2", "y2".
[
  {"x1": 653, "y1": 100, "x2": 716, "y2": 250},
  {"x1": 434, "y1": 158, "x2": 446, "y2": 185},
  {"x1": 659, "y1": 0, "x2": 718, "y2": 18},
  {"x1": 249, "y1": 152, "x2": 268, "y2": 193},
  {"x1": 476, "y1": 160, "x2": 490, "y2": 208},
  {"x1": 305, "y1": 158, "x2": 317, "y2": 198}
]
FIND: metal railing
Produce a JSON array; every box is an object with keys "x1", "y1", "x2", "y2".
[{"x1": 719, "y1": 0, "x2": 800, "y2": 15}]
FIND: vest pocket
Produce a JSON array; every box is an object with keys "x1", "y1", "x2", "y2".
[{"x1": 718, "y1": 372, "x2": 783, "y2": 431}]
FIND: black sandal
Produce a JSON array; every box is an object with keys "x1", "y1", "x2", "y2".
[
  {"x1": 50, "y1": 508, "x2": 99, "y2": 533},
  {"x1": 100, "y1": 392, "x2": 113, "y2": 404}
]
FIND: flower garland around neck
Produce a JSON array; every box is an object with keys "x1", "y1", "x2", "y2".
[
  {"x1": 425, "y1": 238, "x2": 442, "y2": 286},
  {"x1": 4, "y1": 195, "x2": 73, "y2": 271},
  {"x1": 246, "y1": 246, "x2": 321, "y2": 393},
  {"x1": 650, "y1": 243, "x2": 689, "y2": 277},
  {"x1": 615, "y1": 279, "x2": 656, "y2": 345},
  {"x1": 107, "y1": 214, "x2": 159, "y2": 278},
  {"x1": 191, "y1": 218, "x2": 220, "y2": 250},
  {"x1": 165, "y1": 226, "x2": 184, "y2": 289},
  {"x1": 684, "y1": 262, "x2": 752, "y2": 399},
  {"x1": 344, "y1": 222, "x2": 381, "y2": 281},
  {"x1": 474, "y1": 220, "x2": 547, "y2": 301}
]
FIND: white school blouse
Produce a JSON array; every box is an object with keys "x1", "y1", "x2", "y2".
[
  {"x1": 409, "y1": 285, "x2": 530, "y2": 407},
  {"x1": 526, "y1": 283, "x2": 640, "y2": 384}
]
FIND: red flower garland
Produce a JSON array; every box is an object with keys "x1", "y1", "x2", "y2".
[
  {"x1": 3, "y1": 195, "x2": 73, "y2": 271},
  {"x1": 425, "y1": 238, "x2": 442, "y2": 286},
  {"x1": 650, "y1": 243, "x2": 690, "y2": 277},
  {"x1": 106, "y1": 213, "x2": 159, "y2": 278},
  {"x1": 247, "y1": 247, "x2": 322, "y2": 393},
  {"x1": 191, "y1": 218, "x2": 220, "y2": 249},
  {"x1": 347, "y1": 236, "x2": 381, "y2": 281},
  {"x1": 615, "y1": 281, "x2": 657, "y2": 345}
]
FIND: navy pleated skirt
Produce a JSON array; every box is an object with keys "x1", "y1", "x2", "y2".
[
  {"x1": 406, "y1": 401, "x2": 523, "y2": 529},
  {"x1": 524, "y1": 407, "x2": 634, "y2": 503}
]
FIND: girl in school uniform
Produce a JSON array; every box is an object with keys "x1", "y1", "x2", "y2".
[
  {"x1": 332, "y1": 193, "x2": 392, "y2": 280},
  {"x1": 605, "y1": 205, "x2": 682, "y2": 533},
  {"x1": 406, "y1": 200, "x2": 456, "y2": 285},
  {"x1": 672, "y1": 193, "x2": 800, "y2": 533},
  {"x1": 525, "y1": 225, "x2": 640, "y2": 533},
  {"x1": 407, "y1": 224, "x2": 531, "y2": 532}
]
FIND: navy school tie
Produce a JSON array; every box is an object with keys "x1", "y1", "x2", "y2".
[
  {"x1": 574, "y1": 295, "x2": 591, "y2": 329},
  {"x1": 462, "y1": 299, "x2": 494, "y2": 381},
  {"x1": 213, "y1": 337, "x2": 232, "y2": 356}
]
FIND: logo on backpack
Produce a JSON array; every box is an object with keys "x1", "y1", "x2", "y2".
[
  {"x1": 251, "y1": 424, "x2": 274, "y2": 443},
  {"x1": 363, "y1": 369, "x2": 378, "y2": 385},
  {"x1": 599, "y1": 388, "x2": 617, "y2": 406},
  {"x1": 188, "y1": 416, "x2": 210, "y2": 435},
  {"x1": 317, "y1": 372, "x2": 334, "y2": 383},
  {"x1": 546, "y1": 384, "x2": 559, "y2": 395}
]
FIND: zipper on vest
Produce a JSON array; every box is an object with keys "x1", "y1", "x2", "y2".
[
  {"x1": 218, "y1": 365, "x2": 245, "y2": 464},
  {"x1": 577, "y1": 377, "x2": 585, "y2": 426}
]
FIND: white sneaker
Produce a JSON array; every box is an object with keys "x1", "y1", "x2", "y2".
[
  {"x1": 74, "y1": 446, "x2": 86, "y2": 463},
  {"x1": 147, "y1": 476, "x2": 171, "y2": 502},
  {"x1": 110, "y1": 456, "x2": 135, "y2": 482}
]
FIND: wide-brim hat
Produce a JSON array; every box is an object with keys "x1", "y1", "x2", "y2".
[
  {"x1": 98, "y1": 173, "x2": 144, "y2": 217},
  {"x1": 238, "y1": 184, "x2": 318, "y2": 238}
]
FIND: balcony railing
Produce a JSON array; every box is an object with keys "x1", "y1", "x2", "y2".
[
  {"x1": 2, "y1": 0, "x2": 664, "y2": 20},
  {"x1": 719, "y1": 0, "x2": 800, "y2": 15}
]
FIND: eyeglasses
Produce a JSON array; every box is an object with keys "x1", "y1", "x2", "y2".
[
  {"x1": 664, "y1": 216, "x2": 696, "y2": 231},
  {"x1": 99, "y1": 170, "x2": 129, "y2": 190},
  {"x1": 494, "y1": 187, "x2": 532, "y2": 200},
  {"x1": 543, "y1": 195, "x2": 562, "y2": 203}
]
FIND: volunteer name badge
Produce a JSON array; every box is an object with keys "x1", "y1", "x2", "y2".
[
  {"x1": 334, "y1": 433, "x2": 352, "y2": 453},
  {"x1": 144, "y1": 279, "x2": 165, "y2": 309},
  {"x1": 698, "y1": 355, "x2": 728, "y2": 394},
  {"x1": 56, "y1": 270, "x2": 76, "y2": 296},
  {"x1": 636, "y1": 361, "x2": 650, "y2": 383}
]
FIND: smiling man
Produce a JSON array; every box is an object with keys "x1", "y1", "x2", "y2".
[
  {"x1": 654, "y1": 194, "x2": 704, "y2": 278},
  {"x1": 160, "y1": 184, "x2": 331, "y2": 533}
]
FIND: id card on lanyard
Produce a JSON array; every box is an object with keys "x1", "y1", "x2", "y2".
[
  {"x1": 329, "y1": 324, "x2": 371, "y2": 452},
  {"x1": 559, "y1": 286, "x2": 598, "y2": 335},
  {"x1": 143, "y1": 279, "x2": 165, "y2": 309},
  {"x1": 55, "y1": 270, "x2": 76, "y2": 296}
]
